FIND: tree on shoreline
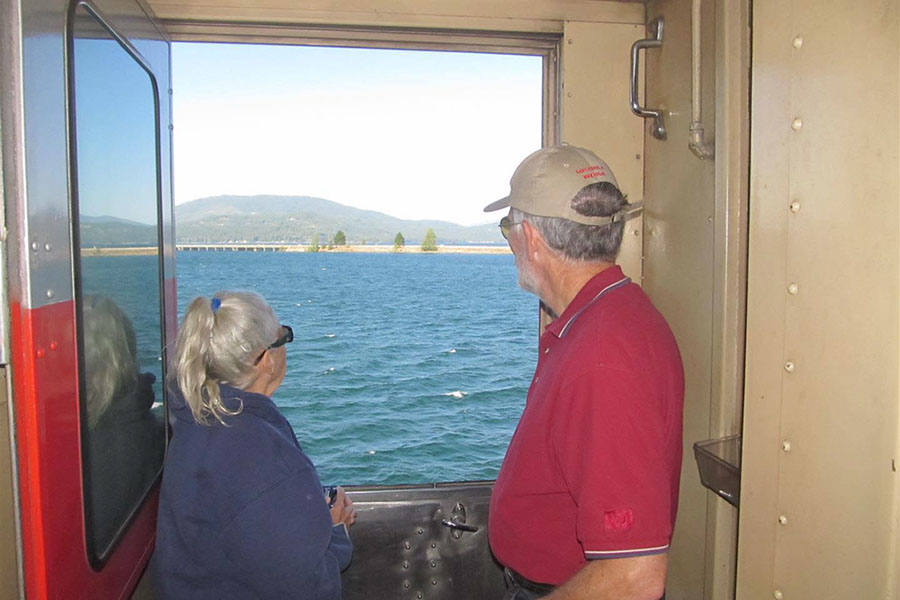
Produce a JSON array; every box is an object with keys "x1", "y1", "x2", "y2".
[
  {"x1": 306, "y1": 233, "x2": 320, "y2": 253},
  {"x1": 421, "y1": 228, "x2": 438, "y2": 252},
  {"x1": 333, "y1": 230, "x2": 347, "y2": 246},
  {"x1": 393, "y1": 232, "x2": 405, "y2": 252}
]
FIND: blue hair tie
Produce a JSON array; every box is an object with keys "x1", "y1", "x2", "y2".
[{"x1": 211, "y1": 297, "x2": 222, "y2": 314}]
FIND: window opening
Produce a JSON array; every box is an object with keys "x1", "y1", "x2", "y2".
[
  {"x1": 68, "y1": 2, "x2": 167, "y2": 565},
  {"x1": 173, "y1": 41, "x2": 545, "y2": 486}
]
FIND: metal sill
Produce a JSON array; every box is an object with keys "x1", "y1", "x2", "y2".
[{"x1": 693, "y1": 434, "x2": 741, "y2": 508}]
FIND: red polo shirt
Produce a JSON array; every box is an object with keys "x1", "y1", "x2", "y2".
[{"x1": 489, "y1": 266, "x2": 684, "y2": 586}]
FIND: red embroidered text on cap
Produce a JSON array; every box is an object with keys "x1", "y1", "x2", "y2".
[
  {"x1": 603, "y1": 509, "x2": 635, "y2": 533},
  {"x1": 575, "y1": 165, "x2": 607, "y2": 180}
]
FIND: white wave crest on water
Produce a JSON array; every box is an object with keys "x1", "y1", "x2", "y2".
[
  {"x1": 323, "y1": 367, "x2": 335, "y2": 374},
  {"x1": 367, "y1": 450, "x2": 376, "y2": 455},
  {"x1": 325, "y1": 334, "x2": 336, "y2": 338},
  {"x1": 444, "y1": 390, "x2": 468, "y2": 399},
  {"x1": 447, "y1": 349, "x2": 457, "y2": 354}
]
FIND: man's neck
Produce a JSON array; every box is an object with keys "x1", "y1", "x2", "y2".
[{"x1": 541, "y1": 259, "x2": 616, "y2": 317}]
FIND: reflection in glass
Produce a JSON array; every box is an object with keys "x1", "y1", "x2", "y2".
[{"x1": 71, "y1": 4, "x2": 165, "y2": 560}]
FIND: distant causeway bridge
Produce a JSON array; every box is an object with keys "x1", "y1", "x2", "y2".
[{"x1": 176, "y1": 244, "x2": 290, "y2": 252}]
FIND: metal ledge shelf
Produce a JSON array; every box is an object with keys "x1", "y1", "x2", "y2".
[{"x1": 693, "y1": 435, "x2": 741, "y2": 508}]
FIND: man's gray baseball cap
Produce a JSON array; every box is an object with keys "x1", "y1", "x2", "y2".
[{"x1": 484, "y1": 144, "x2": 641, "y2": 226}]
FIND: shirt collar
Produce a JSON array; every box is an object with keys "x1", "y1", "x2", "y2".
[{"x1": 545, "y1": 265, "x2": 629, "y2": 339}]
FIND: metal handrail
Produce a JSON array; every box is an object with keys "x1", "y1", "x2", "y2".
[{"x1": 630, "y1": 18, "x2": 667, "y2": 141}]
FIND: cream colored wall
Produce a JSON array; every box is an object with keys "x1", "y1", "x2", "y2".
[
  {"x1": 560, "y1": 20, "x2": 646, "y2": 282},
  {"x1": 738, "y1": 1, "x2": 900, "y2": 598},
  {"x1": 148, "y1": 0, "x2": 643, "y2": 34}
]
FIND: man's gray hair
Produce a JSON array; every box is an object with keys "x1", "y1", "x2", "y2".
[{"x1": 513, "y1": 181, "x2": 627, "y2": 262}]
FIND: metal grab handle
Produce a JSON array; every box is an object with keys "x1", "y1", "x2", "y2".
[
  {"x1": 441, "y1": 519, "x2": 479, "y2": 533},
  {"x1": 630, "y1": 18, "x2": 667, "y2": 140}
]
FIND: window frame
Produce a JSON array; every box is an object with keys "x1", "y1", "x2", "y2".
[
  {"x1": 64, "y1": 0, "x2": 168, "y2": 569},
  {"x1": 166, "y1": 23, "x2": 561, "y2": 152}
]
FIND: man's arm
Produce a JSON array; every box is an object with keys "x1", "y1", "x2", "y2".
[{"x1": 546, "y1": 553, "x2": 668, "y2": 600}]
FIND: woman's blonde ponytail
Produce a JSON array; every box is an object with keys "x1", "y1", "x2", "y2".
[{"x1": 172, "y1": 292, "x2": 280, "y2": 425}]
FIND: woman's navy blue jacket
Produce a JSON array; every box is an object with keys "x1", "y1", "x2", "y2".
[{"x1": 152, "y1": 384, "x2": 352, "y2": 599}]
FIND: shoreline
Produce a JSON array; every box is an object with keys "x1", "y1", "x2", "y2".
[{"x1": 84, "y1": 244, "x2": 512, "y2": 256}]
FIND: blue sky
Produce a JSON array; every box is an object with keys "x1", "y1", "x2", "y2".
[
  {"x1": 74, "y1": 38, "x2": 159, "y2": 225},
  {"x1": 172, "y1": 43, "x2": 543, "y2": 225}
]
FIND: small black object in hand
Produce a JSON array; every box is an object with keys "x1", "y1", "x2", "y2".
[{"x1": 323, "y1": 486, "x2": 338, "y2": 507}]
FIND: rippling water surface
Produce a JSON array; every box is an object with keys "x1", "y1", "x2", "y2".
[{"x1": 177, "y1": 251, "x2": 537, "y2": 485}]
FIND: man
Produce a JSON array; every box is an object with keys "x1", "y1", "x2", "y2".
[{"x1": 486, "y1": 144, "x2": 684, "y2": 600}]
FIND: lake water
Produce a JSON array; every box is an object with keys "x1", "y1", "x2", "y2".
[{"x1": 176, "y1": 251, "x2": 538, "y2": 486}]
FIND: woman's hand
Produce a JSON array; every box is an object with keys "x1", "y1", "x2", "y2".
[{"x1": 328, "y1": 487, "x2": 358, "y2": 530}]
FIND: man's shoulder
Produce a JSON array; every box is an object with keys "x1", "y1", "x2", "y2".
[{"x1": 558, "y1": 285, "x2": 681, "y2": 382}]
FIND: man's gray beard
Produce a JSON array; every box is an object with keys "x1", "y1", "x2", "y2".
[{"x1": 515, "y1": 253, "x2": 541, "y2": 297}]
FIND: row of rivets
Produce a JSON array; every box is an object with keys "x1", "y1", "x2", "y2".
[{"x1": 773, "y1": 34, "x2": 808, "y2": 600}]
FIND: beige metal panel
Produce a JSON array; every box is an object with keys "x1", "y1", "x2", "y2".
[
  {"x1": 734, "y1": 0, "x2": 792, "y2": 594},
  {"x1": 560, "y1": 20, "x2": 645, "y2": 283},
  {"x1": 705, "y1": 0, "x2": 750, "y2": 598},
  {"x1": 641, "y1": 0, "x2": 721, "y2": 597},
  {"x1": 147, "y1": 0, "x2": 644, "y2": 33},
  {"x1": 0, "y1": 369, "x2": 20, "y2": 600},
  {"x1": 160, "y1": 22, "x2": 560, "y2": 53},
  {"x1": 739, "y1": 1, "x2": 900, "y2": 598}
]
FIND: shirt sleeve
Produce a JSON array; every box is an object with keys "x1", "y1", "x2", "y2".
[
  {"x1": 549, "y1": 367, "x2": 674, "y2": 560},
  {"x1": 220, "y1": 467, "x2": 353, "y2": 599}
]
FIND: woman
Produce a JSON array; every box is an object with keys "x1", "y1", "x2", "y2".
[{"x1": 152, "y1": 291, "x2": 356, "y2": 599}]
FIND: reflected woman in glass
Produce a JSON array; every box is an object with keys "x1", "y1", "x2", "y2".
[
  {"x1": 153, "y1": 291, "x2": 356, "y2": 599},
  {"x1": 83, "y1": 295, "x2": 164, "y2": 554}
]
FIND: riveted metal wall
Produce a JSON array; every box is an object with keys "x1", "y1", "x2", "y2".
[{"x1": 738, "y1": 1, "x2": 900, "y2": 598}]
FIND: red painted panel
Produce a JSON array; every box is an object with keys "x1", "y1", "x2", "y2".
[{"x1": 11, "y1": 298, "x2": 162, "y2": 599}]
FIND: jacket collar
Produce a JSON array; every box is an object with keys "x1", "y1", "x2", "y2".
[{"x1": 169, "y1": 383, "x2": 281, "y2": 425}]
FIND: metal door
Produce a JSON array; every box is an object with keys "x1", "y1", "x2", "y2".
[
  {"x1": 343, "y1": 482, "x2": 505, "y2": 599},
  {"x1": 2, "y1": 0, "x2": 175, "y2": 597}
]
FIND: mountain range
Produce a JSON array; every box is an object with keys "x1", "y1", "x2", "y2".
[{"x1": 80, "y1": 195, "x2": 506, "y2": 246}]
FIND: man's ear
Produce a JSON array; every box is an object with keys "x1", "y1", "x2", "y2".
[{"x1": 521, "y1": 220, "x2": 546, "y2": 262}]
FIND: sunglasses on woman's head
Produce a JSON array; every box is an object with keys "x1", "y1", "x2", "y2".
[{"x1": 253, "y1": 325, "x2": 293, "y2": 366}]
